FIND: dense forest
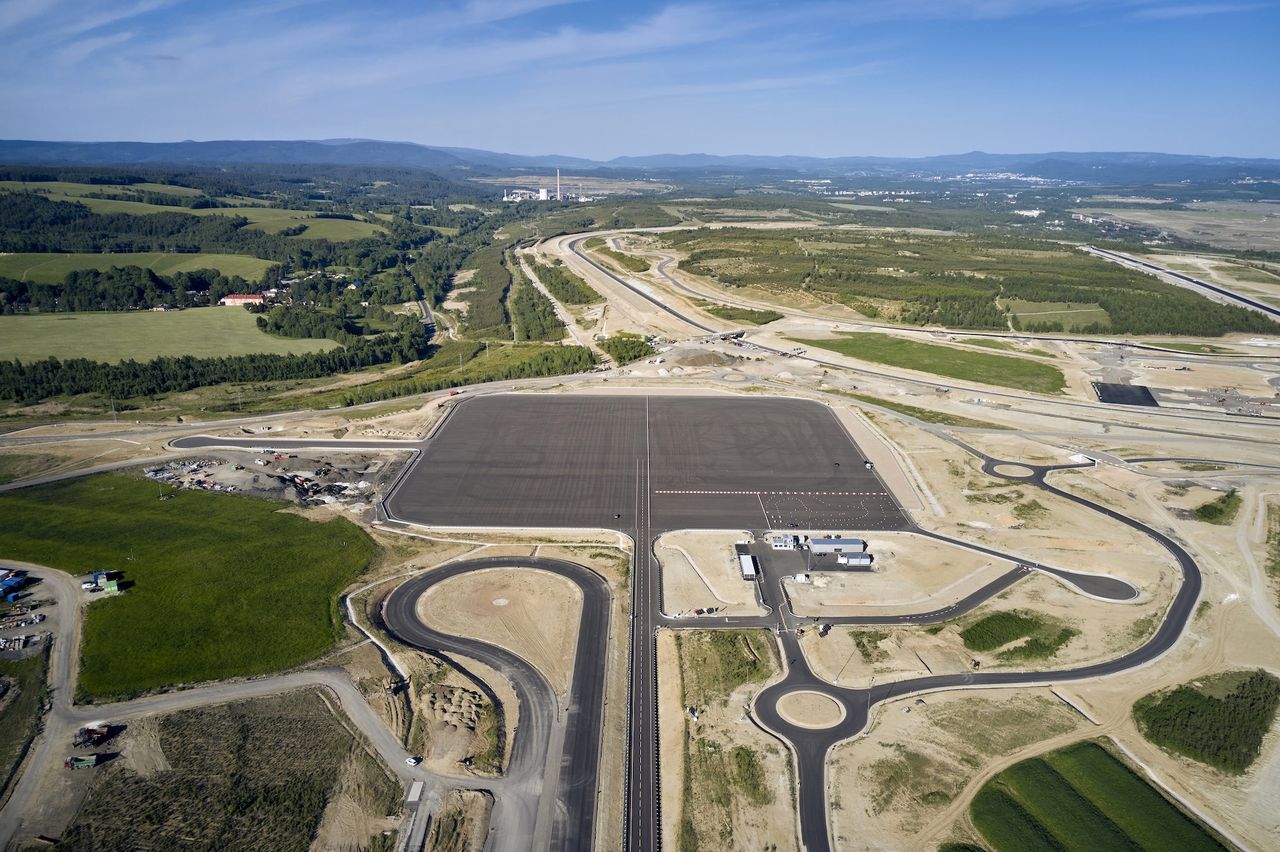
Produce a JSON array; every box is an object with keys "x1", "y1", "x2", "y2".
[
  {"x1": 1133, "y1": 670, "x2": 1280, "y2": 773},
  {"x1": 530, "y1": 260, "x2": 599, "y2": 304},
  {"x1": 599, "y1": 333, "x2": 653, "y2": 364},
  {"x1": 509, "y1": 264, "x2": 563, "y2": 341}
]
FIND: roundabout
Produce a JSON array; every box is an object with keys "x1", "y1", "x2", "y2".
[{"x1": 775, "y1": 690, "x2": 846, "y2": 729}]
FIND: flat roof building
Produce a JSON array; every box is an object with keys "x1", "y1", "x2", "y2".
[
  {"x1": 808, "y1": 536, "x2": 866, "y2": 554},
  {"x1": 769, "y1": 534, "x2": 799, "y2": 550}
]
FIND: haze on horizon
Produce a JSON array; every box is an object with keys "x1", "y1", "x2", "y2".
[{"x1": 1, "y1": 0, "x2": 1277, "y2": 160}]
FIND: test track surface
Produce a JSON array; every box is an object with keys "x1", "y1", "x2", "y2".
[
  {"x1": 172, "y1": 393, "x2": 1177, "y2": 852},
  {"x1": 382, "y1": 556, "x2": 611, "y2": 852}
]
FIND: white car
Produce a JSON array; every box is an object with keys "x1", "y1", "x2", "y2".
[{"x1": 405, "y1": 756, "x2": 421, "y2": 767}]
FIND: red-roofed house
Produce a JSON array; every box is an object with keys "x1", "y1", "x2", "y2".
[{"x1": 219, "y1": 294, "x2": 264, "y2": 306}]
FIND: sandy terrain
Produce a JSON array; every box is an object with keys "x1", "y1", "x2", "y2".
[
  {"x1": 418, "y1": 567, "x2": 582, "y2": 698},
  {"x1": 827, "y1": 690, "x2": 1083, "y2": 849},
  {"x1": 657, "y1": 630, "x2": 799, "y2": 852},
  {"x1": 784, "y1": 531, "x2": 1008, "y2": 616},
  {"x1": 776, "y1": 690, "x2": 846, "y2": 728},
  {"x1": 656, "y1": 530, "x2": 766, "y2": 616}
]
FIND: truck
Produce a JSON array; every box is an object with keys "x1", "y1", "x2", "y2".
[
  {"x1": 64, "y1": 755, "x2": 101, "y2": 770},
  {"x1": 73, "y1": 722, "x2": 111, "y2": 748}
]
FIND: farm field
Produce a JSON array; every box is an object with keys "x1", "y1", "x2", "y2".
[
  {"x1": 1002, "y1": 299, "x2": 1111, "y2": 330},
  {"x1": 971, "y1": 741, "x2": 1225, "y2": 851},
  {"x1": 1073, "y1": 202, "x2": 1280, "y2": 251},
  {"x1": 0, "y1": 474, "x2": 375, "y2": 700},
  {"x1": 791, "y1": 332, "x2": 1067, "y2": 394},
  {"x1": 0, "y1": 183, "x2": 384, "y2": 240},
  {"x1": 56, "y1": 691, "x2": 400, "y2": 851},
  {"x1": 0, "y1": 308, "x2": 337, "y2": 363},
  {"x1": 0, "y1": 252, "x2": 278, "y2": 284}
]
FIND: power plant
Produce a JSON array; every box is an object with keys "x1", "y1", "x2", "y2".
[{"x1": 501, "y1": 168, "x2": 595, "y2": 203}]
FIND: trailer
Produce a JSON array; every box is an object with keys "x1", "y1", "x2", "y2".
[
  {"x1": 837, "y1": 553, "x2": 875, "y2": 567},
  {"x1": 738, "y1": 554, "x2": 758, "y2": 581}
]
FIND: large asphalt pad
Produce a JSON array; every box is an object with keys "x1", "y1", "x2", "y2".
[{"x1": 386, "y1": 394, "x2": 909, "y2": 531}]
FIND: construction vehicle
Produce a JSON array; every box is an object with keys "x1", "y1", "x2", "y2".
[
  {"x1": 73, "y1": 722, "x2": 111, "y2": 748},
  {"x1": 64, "y1": 755, "x2": 101, "y2": 770}
]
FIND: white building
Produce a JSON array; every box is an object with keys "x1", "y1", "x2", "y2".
[
  {"x1": 837, "y1": 553, "x2": 874, "y2": 567},
  {"x1": 808, "y1": 536, "x2": 866, "y2": 554},
  {"x1": 769, "y1": 534, "x2": 799, "y2": 551}
]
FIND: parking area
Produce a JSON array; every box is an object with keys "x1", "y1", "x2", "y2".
[{"x1": 385, "y1": 394, "x2": 909, "y2": 532}]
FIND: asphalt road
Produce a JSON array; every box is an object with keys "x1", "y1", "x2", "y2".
[
  {"x1": 749, "y1": 450, "x2": 1203, "y2": 852},
  {"x1": 164, "y1": 393, "x2": 1159, "y2": 852},
  {"x1": 381, "y1": 556, "x2": 611, "y2": 852}
]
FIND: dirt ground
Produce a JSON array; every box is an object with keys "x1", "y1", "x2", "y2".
[
  {"x1": 784, "y1": 531, "x2": 1008, "y2": 616},
  {"x1": 656, "y1": 530, "x2": 765, "y2": 616},
  {"x1": 657, "y1": 630, "x2": 799, "y2": 852},
  {"x1": 776, "y1": 690, "x2": 845, "y2": 728},
  {"x1": 425, "y1": 789, "x2": 493, "y2": 852},
  {"x1": 417, "y1": 567, "x2": 583, "y2": 697},
  {"x1": 826, "y1": 689, "x2": 1084, "y2": 849}
]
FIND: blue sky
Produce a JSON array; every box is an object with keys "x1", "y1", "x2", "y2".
[{"x1": 1, "y1": 0, "x2": 1276, "y2": 158}]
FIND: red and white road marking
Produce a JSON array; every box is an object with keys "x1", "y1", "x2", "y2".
[{"x1": 653, "y1": 489, "x2": 888, "y2": 496}]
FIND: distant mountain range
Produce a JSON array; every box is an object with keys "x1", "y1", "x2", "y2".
[{"x1": 1, "y1": 138, "x2": 1276, "y2": 180}]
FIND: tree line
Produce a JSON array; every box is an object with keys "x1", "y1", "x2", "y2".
[
  {"x1": 0, "y1": 325, "x2": 430, "y2": 404},
  {"x1": 1133, "y1": 670, "x2": 1280, "y2": 773},
  {"x1": 0, "y1": 266, "x2": 255, "y2": 313}
]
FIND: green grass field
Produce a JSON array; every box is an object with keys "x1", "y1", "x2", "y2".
[
  {"x1": 1004, "y1": 299, "x2": 1111, "y2": 330},
  {"x1": 1, "y1": 183, "x2": 384, "y2": 241},
  {"x1": 0, "y1": 308, "x2": 337, "y2": 363},
  {"x1": 972, "y1": 741, "x2": 1225, "y2": 851},
  {"x1": 0, "y1": 180, "x2": 205, "y2": 199},
  {"x1": 792, "y1": 333, "x2": 1067, "y2": 394},
  {"x1": 834, "y1": 390, "x2": 1008, "y2": 429},
  {"x1": 0, "y1": 474, "x2": 376, "y2": 700},
  {"x1": 0, "y1": 252, "x2": 278, "y2": 284}
]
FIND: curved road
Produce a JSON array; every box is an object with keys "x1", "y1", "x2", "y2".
[
  {"x1": 382, "y1": 557, "x2": 612, "y2": 852},
  {"x1": 750, "y1": 447, "x2": 1204, "y2": 852}
]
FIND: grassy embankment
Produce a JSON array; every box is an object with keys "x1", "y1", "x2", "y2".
[
  {"x1": 1143, "y1": 341, "x2": 1238, "y2": 354},
  {"x1": 830, "y1": 389, "x2": 1008, "y2": 429},
  {"x1": 0, "y1": 647, "x2": 49, "y2": 801},
  {"x1": 0, "y1": 307, "x2": 337, "y2": 362},
  {"x1": 1133, "y1": 669, "x2": 1280, "y2": 773},
  {"x1": 692, "y1": 300, "x2": 783, "y2": 325},
  {"x1": 584, "y1": 237, "x2": 650, "y2": 274},
  {"x1": 0, "y1": 252, "x2": 278, "y2": 284},
  {"x1": 1267, "y1": 504, "x2": 1280, "y2": 604},
  {"x1": 960, "y1": 611, "x2": 1078, "y2": 662},
  {"x1": 1194, "y1": 489, "x2": 1241, "y2": 525},
  {"x1": 675, "y1": 630, "x2": 779, "y2": 850},
  {"x1": 55, "y1": 691, "x2": 400, "y2": 852},
  {"x1": 971, "y1": 741, "x2": 1225, "y2": 851},
  {"x1": 0, "y1": 475, "x2": 375, "y2": 700},
  {"x1": 792, "y1": 333, "x2": 1067, "y2": 394}
]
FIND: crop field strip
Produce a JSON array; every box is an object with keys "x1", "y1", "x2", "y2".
[
  {"x1": 0, "y1": 182, "x2": 386, "y2": 240},
  {"x1": 971, "y1": 741, "x2": 1225, "y2": 851},
  {"x1": 791, "y1": 332, "x2": 1067, "y2": 394},
  {"x1": 0, "y1": 251, "x2": 278, "y2": 284},
  {"x1": 0, "y1": 307, "x2": 337, "y2": 362}
]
